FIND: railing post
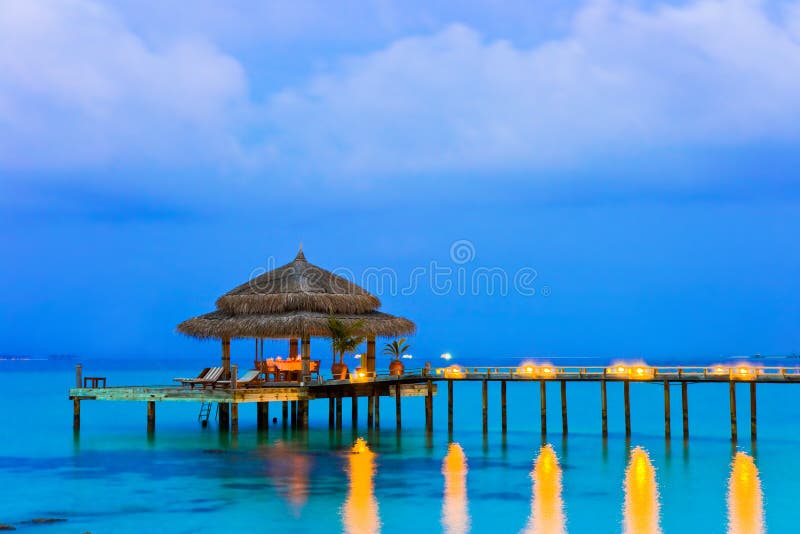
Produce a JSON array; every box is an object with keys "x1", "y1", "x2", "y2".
[{"x1": 76, "y1": 364, "x2": 83, "y2": 388}]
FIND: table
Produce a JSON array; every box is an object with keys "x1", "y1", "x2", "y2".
[{"x1": 84, "y1": 376, "x2": 107, "y2": 388}]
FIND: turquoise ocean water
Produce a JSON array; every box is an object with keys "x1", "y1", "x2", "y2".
[{"x1": 1, "y1": 356, "x2": 798, "y2": 533}]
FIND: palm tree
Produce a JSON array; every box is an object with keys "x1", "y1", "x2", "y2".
[
  {"x1": 327, "y1": 316, "x2": 365, "y2": 365},
  {"x1": 383, "y1": 338, "x2": 410, "y2": 361}
]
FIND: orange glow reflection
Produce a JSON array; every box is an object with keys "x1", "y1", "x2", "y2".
[
  {"x1": 268, "y1": 442, "x2": 310, "y2": 515},
  {"x1": 442, "y1": 443, "x2": 470, "y2": 534},
  {"x1": 727, "y1": 452, "x2": 765, "y2": 534},
  {"x1": 622, "y1": 447, "x2": 661, "y2": 534},
  {"x1": 523, "y1": 444, "x2": 566, "y2": 534},
  {"x1": 343, "y1": 438, "x2": 381, "y2": 534}
]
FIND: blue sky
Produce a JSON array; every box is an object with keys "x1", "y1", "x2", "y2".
[{"x1": 1, "y1": 0, "x2": 799, "y2": 364}]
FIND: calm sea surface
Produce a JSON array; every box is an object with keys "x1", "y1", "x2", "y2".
[{"x1": 1, "y1": 356, "x2": 798, "y2": 533}]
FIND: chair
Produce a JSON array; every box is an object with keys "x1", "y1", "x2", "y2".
[
  {"x1": 173, "y1": 367, "x2": 211, "y2": 387},
  {"x1": 190, "y1": 367, "x2": 224, "y2": 389},
  {"x1": 218, "y1": 369, "x2": 261, "y2": 388}
]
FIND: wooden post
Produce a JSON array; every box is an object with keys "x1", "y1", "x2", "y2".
[
  {"x1": 257, "y1": 402, "x2": 268, "y2": 430},
  {"x1": 501, "y1": 380, "x2": 508, "y2": 434},
  {"x1": 600, "y1": 380, "x2": 608, "y2": 437},
  {"x1": 75, "y1": 364, "x2": 83, "y2": 388},
  {"x1": 681, "y1": 381, "x2": 689, "y2": 440},
  {"x1": 300, "y1": 400, "x2": 308, "y2": 430},
  {"x1": 540, "y1": 380, "x2": 547, "y2": 436},
  {"x1": 750, "y1": 382, "x2": 757, "y2": 440},
  {"x1": 336, "y1": 395, "x2": 343, "y2": 429},
  {"x1": 221, "y1": 338, "x2": 231, "y2": 375},
  {"x1": 352, "y1": 391, "x2": 358, "y2": 428},
  {"x1": 365, "y1": 337, "x2": 376, "y2": 376},
  {"x1": 290, "y1": 400, "x2": 297, "y2": 429},
  {"x1": 425, "y1": 380, "x2": 433, "y2": 433},
  {"x1": 289, "y1": 338, "x2": 299, "y2": 358},
  {"x1": 623, "y1": 381, "x2": 631, "y2": 437},
  {"x1": 367, "y1": 388, "x2": 375, "y2": 428},
  {"x1": 395, "y1": 385, "x2": 402, "y2": 431},
  {"x1": 147, "y1": 401, "x2": 156, "y2": 433},
  {"x1": 481, "y1": 380, "x2": 488, "y2": 434},
  {"x1": 219, "y1": 403, "x2": 230, "y2": 431},
  {"x1": 374, "y1": 391, "x2": 380, "y2": 430},
  {"x1": 663, "y1": 380, "x2": 671, "y2": 439},
  {"x1": 73, "y1": 399, "x2": 80, "y2": 431},
  {"x1": 232, "y1": 364, "x2": 238, "y2": 390},
  {"x1": 729, "y1": 381, "x2": 738, "y2": 442},
  {"x1": 560, "y1": 380, "x2": 568, "y2": 435},
  {"x1": 301, "y1": 336, "x2": 311, "y2": 383},
  {"x1": 447, "y1": 380, "x2": 454, "y2": 437},
  {"x1": 282, "y1": 401, "x2": 288, "y2": 428},
  {"x1": 329, "y1": 397, "x2": 335, "y2": 428},
  {"x1": 231, "y1": 403, "x2": 239, "y2": 433}
]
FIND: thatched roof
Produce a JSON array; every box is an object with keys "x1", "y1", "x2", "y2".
[
  {"x1": 177, "y1": 248, "x2": 416, "y2": 340},
  {"x1": 215, "y1": 248, "x2": 379, "y2": 315},
  {"x1": 177, "y1": 310, "x2": 416, "y2": 340}
]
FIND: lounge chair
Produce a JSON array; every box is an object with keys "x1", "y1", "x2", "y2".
[
  {"x1": 173, "y1": 367, "x2": 211, "y2": 386},
  {"x1": 217, "y1": 369, "x2": 262, "y2": 388}
]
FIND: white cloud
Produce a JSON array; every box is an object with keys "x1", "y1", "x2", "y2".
[
  {"x1": 0, "y1": 0, "x2": 248, "y2": 170},
  {"x1": 266, "y1": 0, "x2": 800, "y2": 175}
]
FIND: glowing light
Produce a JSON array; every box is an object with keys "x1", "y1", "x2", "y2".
[
  {"x1": 622, "y1": 447, "x2": 661, "y2": 534},
  {"x1": 442, "y1": 443, "x2": 470, "y2": 534},
  {"x1": 402, "y1": 354, "x2": 413, "y2": 359},
  {"x1": 358, "y1": 372, "x2": 366, "y2": 378},
  {"x1": 354, "y1": 354, "x2": 362, "y2": 360},
  {"x1": 441, "y1": 353, "x2": 453, "y2": 361},
  {"x1": 343, "y1": 438, "x2": 380, "y2": 534},
  {"x1": 542, "y1": 367, "x2": 553, "y2": 375},
  {"x1": 444, "y1": 365, "x2": 464, "y2": 379},
  {"x1": 617, "y1": 366, "x2": 626, "y2": 373},
  {"x1": 526, "y1": 367, "x2": 535, "y2": 373},
  {"x1": 727, "y1": 451, "x2": 765, "y2": 534},
  {"x1": 522, "y1": 444, "x2": 566, "y2": 534}
]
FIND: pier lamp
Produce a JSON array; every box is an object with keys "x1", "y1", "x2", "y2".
[
  {"x1": 444, "y1": 365, "x2": 464, "y2": 379},
  {"x1": 734, "y1": 366, "x2": 756, "y2": 380},
  {"x1": 538, "y1": 366, "x2": 558, "y2": 378},
  {"x1": 354, "y1": 354, "x2": 362, "y2": 360},
  {"x1": 711, "y1": 366, "x2": 728, "y2": 376},
  {"x1": 441, "y1": 353, "x2": 453, "y2": 361},
  {"x1": 631, "y1": 366, "x2": 654, "y2": 380},
  {"x1": 608, "y1": 365, "x2": 628, "y2": 376},
  {"x1": 401, "y1": 354, "x2": 413, "y2": 359},
  {"x1": 517, "y1": 361, "x2": 538, "y2": 376}
]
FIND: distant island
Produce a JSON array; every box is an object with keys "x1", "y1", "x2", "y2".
[{"x1": 0, "y1": 354, "x2": 77, "y2": 361}]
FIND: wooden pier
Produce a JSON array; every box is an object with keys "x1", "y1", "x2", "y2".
[{"x1": 70, "y1": 363, "x2": 800, "y2": 442}]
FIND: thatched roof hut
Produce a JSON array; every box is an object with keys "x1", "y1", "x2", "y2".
[{"x1": 177, "y1": 248, "x2": 415, "y2": 341}]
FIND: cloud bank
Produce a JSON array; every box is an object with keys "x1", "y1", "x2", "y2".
[{"x1": 2, "y1": 0, "x2": 800, "y2": 180}]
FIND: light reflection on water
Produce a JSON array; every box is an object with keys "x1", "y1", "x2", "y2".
[
  {"x1": 442, "y1": 442, "x2": 470, "y2": 534},
  {"x1": 622, "y1": 446, "x2": 661, "y2": 534},
  {"x1": 522, "y1": 444, "x2": 566, "y2": 534},
  {"x1": 342, "y1": 437, "x2": 381, "y2": 534},
  {"x1": 727, "y1": 451, "x2": 765, "y2": 534}
]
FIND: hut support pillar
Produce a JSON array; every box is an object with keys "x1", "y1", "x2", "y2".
[
  {"x1": 624, "y1": 381, "x2": 631, "y2": 437},
  {"x1": 147, "y1": 401, "x2": 155, "y2": 433},
  {"x1": 219, "y1": 403, "x2": 230, "y2": 432},
  {"x1": 481, "y1": 380, "x2": 488, "y2": 435},
  {"x1": 351, "y1": 391, "x2": 358, "y2": 428},
  {"x1": 663, "y1": 380, "x2": 671, "y2": 439},
  {"x1": 540, "y1": 380, "x2": 547, "y2": 436},
  {"x1": 367, "y1": 388, "x2": 375, "y2": 428},
  {"x1": 560, "y1": 380, "x2": 568, "y2": 435},
  {"x1": 681, "y1": 382, "x2": 689, "y2": 440},
  {"x1": 365, "y1": 337, "x2": 376, "y2": 376},
  {"x1": 750, "y1": 382, "x2": 757, "y2": 440},
  {"x1": 290, "y1": 401, "x2": 297, "y2": 429},
  {"x1": 374, "y1": 391, "x2": 380, "y2": 430},
  {"x1": 729, "y1": 381, "x2": 738, "y2": 442},
  {"x1": 600, "y1": 380, "x2": 608, "y2": 438},
  {"x1": 299, "y1": 401, "x2": 308, "y2": 430},
  {"x1": 447, "y1": 380, "x2": 454, "y2": 438},
  {"x1": 221, "y1": 338, "x2": 231, "y2": 375},
  {"x1": 425, "y1": 380, "x2": 433, "y2": 433},
  {"x1": 336, "y1": 395, "x2": 343, "y2": 430},
  {"x1": 301, "y1": 336, "x2": 311, "y2": 383},
  {"x1": 328, "y1": 398, "x2": 335, "y2": 429},
  {"x1": 231, "y1": 403, "x2": 239, "y2": 433},
  {"x1": 395, "y1": 386, "x2": 402, "y2": 431},
  {"x1": 257, "y1": 402, "x2": 268, "y2": 431},
  {"x1": 501, "y1": 380, "x2": 507, "y2": 434},
  {"x1": 282, "y1": 401, "x2": 288, "y2": 429},
  {"x1": 289, "y1": 338, "x2": 299, "y2": 358}
]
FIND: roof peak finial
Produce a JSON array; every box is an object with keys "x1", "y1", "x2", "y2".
[{"x1": 295, "y1": 242, "x2": 306, "y2": 261}]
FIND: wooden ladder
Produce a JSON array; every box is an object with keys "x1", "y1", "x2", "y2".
[{"x1": 198, "y1": 402, "x2": 216, "y2": 427}]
